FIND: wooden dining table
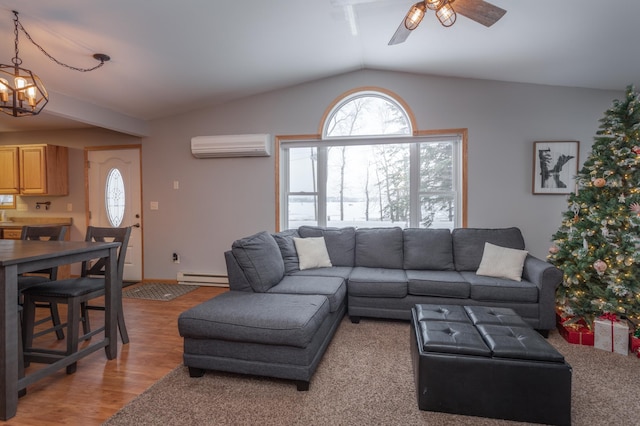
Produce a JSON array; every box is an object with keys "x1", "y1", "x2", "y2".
[{"x1": 0, "y1": 239, "x2": 121, "y2": 420}]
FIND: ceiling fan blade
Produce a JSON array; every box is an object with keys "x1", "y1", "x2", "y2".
[
  {"x1": 388, "y1": 20, "x2": 412, "y2": 45},
  {"x1": 453, "y1": 0, "x2": 506, "y2": 27}
]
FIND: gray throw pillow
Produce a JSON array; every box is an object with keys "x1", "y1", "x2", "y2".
[
  {"x1": 452, "y1": 227, "x2": 525, "y2": 271},
  {"x1": 403, "y1": 228, "x2": 454, "y2": 270},
  {"x1": 231, "y1": 231, "x2": 285, "y2": 292},
  {"x1": 298, "y1": 226, "x2": 356, "y2": 267},
  {"x1": 355, "y1": 227, "x2": 403, "y2": 269},
  {"x1": 272, "y1": 229, "x2": 300, "y2": 274}
]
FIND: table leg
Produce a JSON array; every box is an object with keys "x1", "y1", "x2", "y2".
[
  {"x1": 104, "y1": 246, "x2": 118, "y2": 360},
  {"x1": 0, "y1": 265, "x2": 19, "y2": 420}
]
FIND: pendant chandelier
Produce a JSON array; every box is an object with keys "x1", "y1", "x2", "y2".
[{"x1": 0, "y1": 10, "x2": 109, "y2": 117}]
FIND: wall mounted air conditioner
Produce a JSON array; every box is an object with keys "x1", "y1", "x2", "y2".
[{"x1": 191, "y1": 133, "x2": 271, "y2": 158}]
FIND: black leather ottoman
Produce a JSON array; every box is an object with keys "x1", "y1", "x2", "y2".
[{"x1": 411, "y1": 304, "x2": 572, "y2": 425}]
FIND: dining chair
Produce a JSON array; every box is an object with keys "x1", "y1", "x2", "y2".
[
  {"x1": 19, "y1": 225, "x2": 67, "y2": 340},
  {"x1": 21, "y1": 226, "x2": 131, "y2": 374}
]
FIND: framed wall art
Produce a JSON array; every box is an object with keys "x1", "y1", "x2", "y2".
[{"x1": 532, "y1": 141, "x2": 579, "y2": 195}]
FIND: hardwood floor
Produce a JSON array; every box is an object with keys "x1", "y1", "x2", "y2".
[{"x1": 6, "y1": 284, "x2": 226, "y2": 426}]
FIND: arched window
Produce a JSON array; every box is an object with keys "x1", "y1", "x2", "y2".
[
  {"x1": 278, "y1": 88, "x2": 465, "y2": 230},
  {"x1": 323, "y1": 91, "x2": 412, "y2": 138}
]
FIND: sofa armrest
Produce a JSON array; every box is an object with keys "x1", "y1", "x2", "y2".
[
  {"x1": 522, "y1": 255, "x2": 563, "y2": 330},
  {"x1": 224, "y1": 250, "x2": 253, "y2": 292}
]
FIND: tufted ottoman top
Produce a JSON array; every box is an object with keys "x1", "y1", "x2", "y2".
[{"x1": 414, "y1": 304, "x2": 565, "y2": 363}]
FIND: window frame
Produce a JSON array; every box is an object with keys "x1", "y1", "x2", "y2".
[{"x1": 275, "y1": 88, "x2": 467, "y2": 231}]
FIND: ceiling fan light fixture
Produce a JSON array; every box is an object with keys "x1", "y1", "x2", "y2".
[
  {"x1": 436, "y1": 3, "x2": 456, "y2": 27},
  {"x1": 425, "y1": 0, "x2": 447, "y2": 11},
  {"x1": 404, "y1": 2, "x2": 426, "y2": 31}
]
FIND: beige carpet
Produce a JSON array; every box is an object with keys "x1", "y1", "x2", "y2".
[{"x1": 104, "y1": 318, "x2": 639, "y2": 425}]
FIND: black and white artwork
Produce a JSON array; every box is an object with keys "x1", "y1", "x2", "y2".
[{"x1": 532, "y1": 141, "x2": 579, "y2": 194}]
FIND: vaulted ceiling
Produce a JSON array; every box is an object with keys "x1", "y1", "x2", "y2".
[{"x1": 0, "y1": 1, "x2": 638, "y2": 135}]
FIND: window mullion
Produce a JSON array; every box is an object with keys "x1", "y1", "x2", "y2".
[
  {"x1": 317, "y1": 146, "x2": 328, "y2": 227},
  {"x1": 409, "y1": 143, "x2": 420, "y2": 228}
]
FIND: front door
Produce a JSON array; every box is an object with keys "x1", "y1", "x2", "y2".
[{"x1": 86, "y1": 147, "x2": 143, "y2": 282}]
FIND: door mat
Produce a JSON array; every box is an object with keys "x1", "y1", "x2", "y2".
[{"x1": 122, "y1": 283, "x2": 199, "y2": 301}]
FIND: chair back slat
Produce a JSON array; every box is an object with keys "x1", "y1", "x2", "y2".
[
  {"x1": 80, "y1": 226, "x2": 132, "y2": 281},
  {"x1": 21, "y1": 225, "x2": 67, "y2": 279}
]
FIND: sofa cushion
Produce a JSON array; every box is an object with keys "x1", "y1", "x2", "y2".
[
  {"x1": 231, "y1": 231, "x2": 285, "y2": 292},
  {"x1": 348, "y1": 267, "x2": 407, "y2": 298},
  {"x1": 461, "y1": 272, "x2": 539, "y2": 303},
  {"x1": 355, "y1": 227, "x2": 403, "y2": 269},
  {"x1": 293, "y1": 237, "x2": 332, "y2": 270},
  {"x1": 298, "y1": 226, "x2": 356, "y2": 267},
  {"x1": 403, "y1": 228, "x2": 454, "y2": 270},
  {"x1": 272, "y1": 229, "x2": 300, "y2": 274},
  {"x1": 269, "y1": 275, "x2": 346, "y2": 313},
  {"x1": 476, "y1": 242, "x2": 528, "y2": 282},
  {"x1": 406, "y1": 270, "x2": 470, "y2": 299},
  {"x1": 289, "y1": 266, "x2": 353, "y2": 280},
  {"x1": 452, "y1": 227, "x2": 526, "y2": 272},
  {"x1": 178, "y1": 291, "x2": 330, "y2": 348}
]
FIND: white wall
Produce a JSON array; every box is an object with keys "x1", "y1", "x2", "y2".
[{"x1": 143, "y1": 70, "x2": 622, "y2": 280}]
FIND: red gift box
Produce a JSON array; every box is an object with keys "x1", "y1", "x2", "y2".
[
  {"x1": 556, "y1": 310, "x2": 594, "y2": 346},
  {"x1": 630, "y1": 336, "x2": 640, "y2": 356}
]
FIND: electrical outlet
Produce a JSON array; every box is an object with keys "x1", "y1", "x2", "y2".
[
  {"x1": 172, "y1": 252, "x2": 180, "y2": 264},
  {"x1": 67, "y1": 203, "x2": 73, "y2": 212}
]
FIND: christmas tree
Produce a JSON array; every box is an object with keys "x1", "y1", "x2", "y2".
[{"x1": 549, "y1": 85, "x2": 640, "y2": 326}]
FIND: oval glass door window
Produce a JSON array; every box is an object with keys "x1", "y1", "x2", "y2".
[{"x1": 105, "y1": 167, "x2": 125, "y2": 227}]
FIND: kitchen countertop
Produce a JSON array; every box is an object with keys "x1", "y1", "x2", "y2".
[{"x1": 0, "y1": 217, "x2": 73, "y2": 228}]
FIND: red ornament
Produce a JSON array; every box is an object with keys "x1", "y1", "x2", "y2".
[{"x1": 633, "y1": 145, "x2": 640, "y2": 155}]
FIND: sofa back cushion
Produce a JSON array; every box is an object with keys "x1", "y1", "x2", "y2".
[
  {"x1": 452, "y1": 227, "x2": 525, "y2": 271},
  {"x1": 355, "y1": 227, "x2": 403, "y2": 269},
  {"x1": 272, "y1": 229, "x2": 300, "y2": 274},
  {"x1": 298, "y1": 226, "x2": 356, "y2": 267},
  {"x1": 231, "y1": 231, "x2": 285, "y2": 292},
  {"x1": 403, "y1": 228, "x2": 454, "y2": 270}
]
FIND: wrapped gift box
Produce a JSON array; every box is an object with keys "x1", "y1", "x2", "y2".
[
  {"x1": 631, "y1": 336, "x2": 640, "y2": 357},
  {"x1": 556, "y1": 311, "x2": 594, "y2": 346},
  {"x1": 594, "y1": 315, "x2": 629, "y2": 355}
]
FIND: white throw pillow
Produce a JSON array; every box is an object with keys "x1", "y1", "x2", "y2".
[
  {"x1": 293, "y1": 237, "x2": 333, "y2": 270},
  {"x1": 476, "y1": 242, "x2": 528, "y2": 281}
]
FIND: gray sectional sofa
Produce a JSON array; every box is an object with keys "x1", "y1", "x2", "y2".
[{"x1": 178, "y1": 226, "x2": 563, "y2": 390}]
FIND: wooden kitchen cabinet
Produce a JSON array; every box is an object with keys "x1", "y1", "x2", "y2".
[
  {"x1": 0, "y1": 144, "x2": 68, "y2": 196},
  {"x1": 0, "y1": 146, "x2": 20, "y2": 194}
]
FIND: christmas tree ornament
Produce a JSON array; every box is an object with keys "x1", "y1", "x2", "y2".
[
  {"x1": 633, "y1": 146, "x2": 640, "y2": 155},
  {"x1": 631, "y1": 202, "x2": 640, "y2": 215},
  {"x1": 593, "y1": 178, "x2": 606, "y2": 187},
  {"x1": 593, "y1": 259, "x2": 607, "y2": 274},
  {"x1": 549, "y1": 245, "x2": 559, "y2": 254}
]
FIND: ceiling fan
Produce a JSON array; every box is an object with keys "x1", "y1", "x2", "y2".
[{"x1": 389, "y1": 0, "x2": 506, "y2": 45}]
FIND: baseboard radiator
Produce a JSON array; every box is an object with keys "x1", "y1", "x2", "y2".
[{"x1": 177, "y1": 271, "x2": 229, "y2": 287}]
